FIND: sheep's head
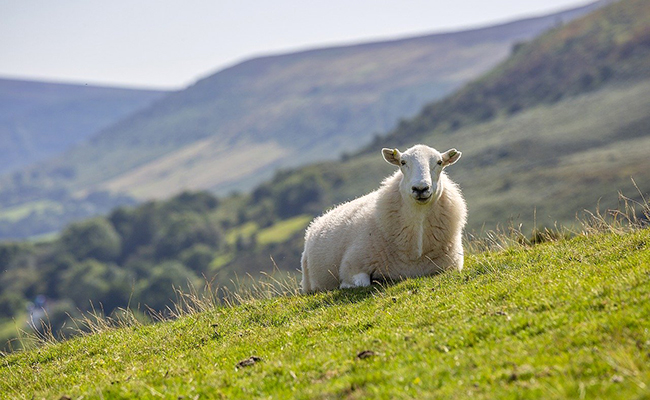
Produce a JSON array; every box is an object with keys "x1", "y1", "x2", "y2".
[{"x1": 382, "y1": 144, "x2": 461, "y2": 205}]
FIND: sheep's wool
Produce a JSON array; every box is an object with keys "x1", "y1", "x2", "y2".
[{"x1": 301, "y1": 144, "x2": 467, "y2": 292}]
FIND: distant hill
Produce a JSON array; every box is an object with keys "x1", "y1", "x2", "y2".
[
  {"x1": 15, "y1": 1, "x2": 604, "y2": 197},
  {"x1": 0, "y1": 1, "x2": 606, "y2": 239},
  {"x1": 0, "y1": 78, "x2": 167, "y2": 174},
  {"x1": 369, "y1": 0, "x2": 649, "y2": 149}
]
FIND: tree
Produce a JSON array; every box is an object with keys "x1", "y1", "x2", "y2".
[
  {"x1": 153, "y1": 213, "x2": 221, "y2": 260},
  {"x1": 59, "y1": 218, "x2": 122, "y2": 262},
  {"x1": 135, "y1": 261, "x2": 200, "y2": 312},
  {"x1": 180, "y1": 244, "x2": 215, "y2": 274},
  {"x1": 60, "y1": 260, "x2": 133, "y2": 312}
]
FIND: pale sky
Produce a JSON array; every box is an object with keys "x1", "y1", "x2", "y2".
[{"x1": 0, "y1": 0, "x2": 591, "y2": 90}]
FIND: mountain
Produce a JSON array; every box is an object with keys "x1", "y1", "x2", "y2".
[
  {"x1": 0, "y1": 2, "x2": 607, "y2": 240},
  {"x1": 370, "y1": 0, "x2": 650, "y2": 149},
  {"x1": 258, "y1": 0, "x2": 650, "y2": 226},
  {"x1": 7, "y1": 2, "x2": 604, "y2": 201},
  {"x1": 0, "y1": 78, "x2": 168, "y2": 174}
]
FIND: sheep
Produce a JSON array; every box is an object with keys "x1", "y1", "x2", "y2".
[{"x1": 300, "y1": 144, "x2": 467, "y2": 293}]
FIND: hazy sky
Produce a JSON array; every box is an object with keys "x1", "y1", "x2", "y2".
[{"x1": 1, "y1": 0, "x2": 591, "y2": 90}]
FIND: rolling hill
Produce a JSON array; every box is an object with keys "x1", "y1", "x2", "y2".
[
  {"x1": 261, "y1": 0, "x2": 650, "y2": 224},
  {"x1": 4, "y1": 1, "x2": 604, "y2": 203},
  {"x1": 0, "y1": 2, "x2": 608, "y2": 240},
  {"x1": 0, "y1": 78, "x2": 167, "y2": 175}
]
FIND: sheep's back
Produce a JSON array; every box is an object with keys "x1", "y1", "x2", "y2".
[{"x1": 303, "y1": 192, "x2": 378, "y2": 272}]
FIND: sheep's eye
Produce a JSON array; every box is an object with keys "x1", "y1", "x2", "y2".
[
  {"x1": 400, "y1": 160, "x2": 406, "y2": 166},
  {"x1": 437, "y1": 160, "x2": 442, "y2": 166}
]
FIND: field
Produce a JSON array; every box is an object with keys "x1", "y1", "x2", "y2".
[
  {"x1": 2, "y1": 224, "x2": 649, "y2": 399},
  {"x1": 98, "y1": 139, "x2": 290, "y2": 200},
  {"x1": 0, "y1": 200, "x2": 63, "y2": 223}
]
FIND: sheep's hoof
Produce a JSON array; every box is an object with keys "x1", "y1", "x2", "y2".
[{"x1": 340, "y1": 273, "x2": 371, "y2": 289}]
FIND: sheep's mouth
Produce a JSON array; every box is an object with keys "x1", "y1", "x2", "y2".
[{"x1": 414, "y1": 194, "x2": 432, "y2": 204}]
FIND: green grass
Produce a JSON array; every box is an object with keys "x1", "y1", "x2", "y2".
[
  {"x1": 225, "y1": 221, "x2": 258, "y2": 246},
  {"x1": 0, "y1": 200, "x2": 63, "y2": 222},
  {"x1": 257, "y1": 215, "x2": 311, "y2": 246},
  {"x1": 0, "y1": 317, "x2": 22, "y2": 352},
  {"x1": 2, "y1": 228, "x2": 649, "y2": 399},
  {"x1": 209, "y1": 252, "x2": 235, "y2": 272}
]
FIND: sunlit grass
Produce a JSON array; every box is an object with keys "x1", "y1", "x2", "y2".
[
  {"x1": 225, "y1": 221, "x2": 258, "y2": 246},
  {"x1": 0, "y1": 200, "x2": 63, "y2": 223},
  {"x1": 2, "y1": 219, "x2": 649, "y2": 399},
  {"x1": 257, "y1": 215, "x2": 311, "y2": 246},
  {"x1": 2, "y1": 191, "x2": 648, "y2": 399}
]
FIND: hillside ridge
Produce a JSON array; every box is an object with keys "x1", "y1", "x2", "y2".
[
  {"x1": 195, "y1": 0, "x2": 607, "y2": 77},
  {"x1": 0, "y1": 0, "x2": 607, "y2": 240},
  {"x1": 0, "y1": 77, "x2": 167, "y2": 175}
]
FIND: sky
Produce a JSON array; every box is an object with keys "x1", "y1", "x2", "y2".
[{"x1": 0, "y1": 0, "x2": 592, "y2": 90}]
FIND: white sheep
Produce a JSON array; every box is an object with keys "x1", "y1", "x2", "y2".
[{"x1": 300, "y1": 144, "x2": 467, "y2": 293}]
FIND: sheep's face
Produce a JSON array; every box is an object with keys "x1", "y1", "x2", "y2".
[{"x1": 382, "y1": 144, "x2": 461, "y2": 205}]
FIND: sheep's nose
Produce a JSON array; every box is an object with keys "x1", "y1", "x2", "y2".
[{"x1": 412, "y1": 185, "x2": 430, "y2": 194}]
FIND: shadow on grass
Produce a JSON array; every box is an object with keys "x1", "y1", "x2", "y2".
[{"x1": 301, "y1": 282, "x2": 388, "y2": 310}]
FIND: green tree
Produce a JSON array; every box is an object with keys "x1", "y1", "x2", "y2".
[
  {"x1": 60, "y1": 218, "x2": 122, "y2": 262},
  {"x1": 0, "y1": 292, "x2": 25, "y2": 318},
  {"x1": 135, "y1": 261, "x2": 200, "y2": 312},
  {"x1": 153, "y1": 213, "x2": 221, "y2": 260},
  {"x1": 60, "y1": 260, "x2": 133, "y2": 312},
  {"x1": 179, "y1": 244, "x2": 215, "y2": 274}
]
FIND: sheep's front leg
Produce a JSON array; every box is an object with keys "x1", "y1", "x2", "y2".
[
  {"x1": 340, "y1": 272, "x2": 371, "y2": 289},
  {"x1": 339, "y1": 247, "x2": 372, "y2": 289}
]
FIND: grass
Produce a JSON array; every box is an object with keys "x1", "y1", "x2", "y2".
[
  {"x1": 257, "y1": 215, "x2": 311, "y2": 246},
  {"x1": 208, "y1": 252, "x2": 235, "y2": 272},
  {"x1": 99, "y1": 140, "x2": 290, "y2": 200},
  {"x1": 225, "y1": 221, "x2": 258, "y2": 246},
  {"x1": 0, "y1": 200, "x2": 63, "y2": 222},
  {"x1": 0, "y1": 317, "x2": 23, "y2": 352},
  {"x1": 2, "y1": 218, "x2": 649, "y2": 398}
]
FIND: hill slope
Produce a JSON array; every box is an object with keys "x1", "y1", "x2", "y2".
[
  {"x1": 372, "y1": 0, "x2": 650, "y2": 148},
  {"x1": 240, "y1": 0, "x2": 650, "y2": 242},
  {"x1": 0, "y1": 78, "x2": 167, "y2": 174},
  {"x1": 0, "y1": 2, "x2": 606, "y2": 240},
  {"x1": 2, "y1": 229, "x2": 649, "y2": 399},
  {"x1": 0, "y1": 0, "x2": 646, "y2": 342},
  {"x1": 198, "y1": 0, "x2": 650, "y2": 282},
  {"x1": 15, "y1": 1, "x2": 604, "y2": 199}
]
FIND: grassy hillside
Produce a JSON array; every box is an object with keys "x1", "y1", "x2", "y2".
[
  {"x1": 277, "y1": 79, "x2": 650, "y2": 232},
  {"x1": 0, "y1": 78, "x2": 167, "y2": 239},
  {"x1": 0, "y1": 78, "x2": 167, "y2": 175},
  {"x1": 372, "y1": 0, "x2": 650, "y2": 148},
  {"x1": 226, "y1": 0, "x2": 650, "y2": 269},
  {"x1": 2, "y1": 228, "x2": 649, "y2": 399},
  {"x1": 59, "y1": 2, "x2": 602, "y2": 197}
]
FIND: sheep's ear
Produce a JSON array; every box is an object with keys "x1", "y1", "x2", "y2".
[
  {"x1": 442, "y1": 148, "x2": 461, "y2": 167},
  {"x1": 382, "y1": 148, "x2": 401, "y2": 166}
]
